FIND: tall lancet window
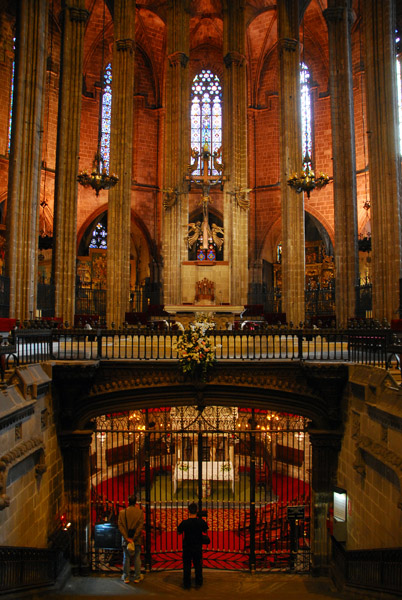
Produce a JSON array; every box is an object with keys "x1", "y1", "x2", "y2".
[
  {"x1": 100, "y1": 63, "x2": 112, "y2": 173},
  {"x1": 300, "y1": 62, "x2": 312, "y2": 167},
  {"x1": 396, "y1": 31, "x2": 402, "y2": 154},
  {"x1": 191, "y1": 70, "x2": 222, "y2": 174},
  {"x1": 8, "y1": 37, "x2": 16, "y2": 154}
]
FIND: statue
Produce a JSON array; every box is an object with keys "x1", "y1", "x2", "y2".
[
  {"x1": 186, "y1": 143, "x2": 225, "y2": 250},
  {"x1": 211, "y1": 223, "x2": 224, "y2": 251},
  {"x1": 186, "y1": 222, "x2": 202, "y2": 249}
]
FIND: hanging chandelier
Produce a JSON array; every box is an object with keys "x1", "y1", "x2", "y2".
[
  {"x1": 287, "y1": 152, "x2": 330, "y2": 199},
  {"x1": 77, "y1": 151, "x2": 118, "y2": 197},
  {"x1": 77, "y1": 0, "x2": 118, "y2": 197}
]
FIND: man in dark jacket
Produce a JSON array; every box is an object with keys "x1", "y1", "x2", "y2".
[
  {"x1": 118, "y1": 494, "x2": 144, "y2": 584},
  {"x1": 177, "y1": 502, "x2": 209, "y2": 589}
]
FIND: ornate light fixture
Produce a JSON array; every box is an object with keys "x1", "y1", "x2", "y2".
[
  {"x1": 77, "y1": 1, "x2": 118, "y2": 196},
  {"x1": 287, "y1": 35, "x2": 329, "y2": 199},
  {"x1": 287, "y1": 152, "x2": 330, "y2": 198},
  {"x1": 77, "y1": 152, "x2": 118, "y2": 197}
]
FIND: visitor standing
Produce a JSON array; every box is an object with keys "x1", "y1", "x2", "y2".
[
  {"x1": 177, "y1": 502, "x2": 209, "y2": 589},
  {"x1": 118, "y1": 494, "x2": 144, "y2": 584}
]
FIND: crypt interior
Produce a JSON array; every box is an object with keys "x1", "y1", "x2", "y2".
[{"x1": 0, "y1": 0, "x2": 402, "y2": 597}]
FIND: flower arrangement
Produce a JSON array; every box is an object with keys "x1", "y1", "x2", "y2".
[{"x1": 176, "y1": 313, "x2": 216, "y2": 379}]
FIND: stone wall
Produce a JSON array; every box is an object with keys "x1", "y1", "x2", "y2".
[
  {"x1": 337, "y1": 365, "x2": 402, "y2": 550},
  {"x1": 0, "y1": 363, "x2": 65, "y2": 547}
]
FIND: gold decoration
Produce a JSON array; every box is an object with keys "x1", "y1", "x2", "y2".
[
  {"x1": 77, "y1": 152, "x2": 119, "y2": 197},
  {"x1": 287, "y1": 154, "x2": 329, "y2": 198}
]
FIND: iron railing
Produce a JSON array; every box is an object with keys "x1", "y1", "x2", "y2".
[
  {"x1": 355, "y1": 278, "x2": 372, "y2": 319},
  {"x1": 37, "y1": 282, "x2": 55, "y2": 317},
  {"x1": 332, "y1": 538, "x2": 402, "y2": 596},
  {"x1": 75, "y1": 286, "x2": 106, "y2": 317},
  {"x1": 0, "y1": 546, "x2": 63, "y2": 593},
  {"x1": 0, "y1": 275, "x2": 10, "y2": 317},
  {"x1": 8, "y1": 323, "x2": 400, "y2": 368}
]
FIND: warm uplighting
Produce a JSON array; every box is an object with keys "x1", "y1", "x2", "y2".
[
  {"x1": 287, "y1": 153, "x2": 329, "y2": 198},
  {"x1": 77, "y1": 152, "x2": 118, "y2": 197}
]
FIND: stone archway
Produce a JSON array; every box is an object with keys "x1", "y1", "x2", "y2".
[{"x1": 53, "y1": 360, "x2": 347, "y2": 575}]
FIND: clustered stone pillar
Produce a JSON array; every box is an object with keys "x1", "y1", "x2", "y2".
[
  {"x1": 223, "y1": 0, "x2": 249, "y2": 306},
  {"x1": 53, "y1": 1, "x2": 88, "y2": 325},
  {"x1": 363, "y1": 0, "x2": 402, "y2": 321},
  {"x1": 6, "y1": 0, "x2": 48, "y2": 321},
  {"x1": 59, "y1": 430, "x2": 93, "y2": 575},
  {"x1": 309, "y1": 430, "x2": 343, "y2": 576},
  {"x1": 278, "y1": 0, "x2": 305, "y2": 325},
  {"x1": 324, "y1": 2, "x2": 359, "y2": 326},
  {"x1": 162, "y1": 0, "x2": 190, "y2": 306},
  {"x1": 106, "y1": 0, "x2": 136, "y2": 327}
]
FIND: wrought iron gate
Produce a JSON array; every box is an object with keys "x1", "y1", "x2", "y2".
[{"x1": 89, "y1": 407, "x2": 311, "y2": 573}]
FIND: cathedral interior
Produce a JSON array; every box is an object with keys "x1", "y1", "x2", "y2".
[{"x1": 0, "y1": 1, "x2": 402, "y2": 597}]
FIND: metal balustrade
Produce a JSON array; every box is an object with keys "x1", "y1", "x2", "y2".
[
  {"x1": 7, "y1": 324, "x2": 400, "y2": 369},
  {"x1": 332, "y1": 538, "x2": 402, "y2": 596},
  {"x1": 0, "y1": 546, "x2": 63, "y2": 593}
]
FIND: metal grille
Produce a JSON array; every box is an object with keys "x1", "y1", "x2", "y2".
[{"x1": 89, "y1": 408, "x2": 311, "y2": 573}]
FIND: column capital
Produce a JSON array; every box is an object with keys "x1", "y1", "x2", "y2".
[
  {"x1": 67, "y1": 6, "x2": 90, "y2": 23},
  {"x1": 278, "y1": 37, "x2": 299, "y2": 53},
  {"x1": 59, "y1": 430, "x2": 94, "y2": 449},
  {"x1": 323, "y1": 6, "x2": 353, "y2": 26},
  {"x1": 223, "y1": 51, "x2": 246, "y2": 68},
  {"x1": 168, "y1": 51, "x2": 189, "y2": 67},
  {"x1": 116, "y1": 38, "x2": 135, "y2": 53}
]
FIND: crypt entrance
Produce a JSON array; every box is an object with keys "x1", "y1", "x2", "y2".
[{"x1": 90, "y1": 405, "x2": 311, "y2": 573}]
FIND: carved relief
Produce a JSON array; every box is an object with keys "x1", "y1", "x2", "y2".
[
  {"x1": 353, "y1": 434, "x2": 402, "y2": 509},
  {"x1": 0, "y1": 437, "x2": 45, "y2": 510}
]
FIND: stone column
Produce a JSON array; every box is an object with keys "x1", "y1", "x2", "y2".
[
  {"x1": 59, "y1": 430, "x2": 93, "y2": 575},
  {"x1": 309, "y1": 430, "x2": 343, "y2": 576},
  {"x1": 223, "y1": 0, "x2": 248, "y2": 306},
  {"x1": 363, "y1": 0, "x2": 402, "y2": 321},
  {"x1": 53, "y1": 1, "x2": 88, "y2": 324},
  {"x1": 6, "y1": 0, "x2": 48, "y2": 320},
  {"x1": 324, "y1": 3, "x2": 358, "y2": 326},
  {"x1": 278, "y1": 0, "x2": 305, "y2": 325},
  {"x1": 162, "y1": 0, "x2": 190, "y2": 306},
  {"x1": 106, "y1": 0, "x2": 136, "y2": 327}
]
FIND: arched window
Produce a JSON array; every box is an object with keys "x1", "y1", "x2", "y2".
[
  {"x1": 100, "y1": 63, "x2": 112, "y2": 173},
  {"x1": 300, "y1": 62, "x2": 312, "y2": 167},
  {"x1": 191, "y1": 70, "x2": 222, "y2": 174},
  {"x1": 8, "y1": 37, "x2": 16, "y2": 154},
  {"x1": 89, "y1": 221, "x2": 107, "y2": 250}
]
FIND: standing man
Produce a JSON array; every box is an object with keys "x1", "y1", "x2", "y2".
[
  {"x1": 118, "y1": 494, "x2": 144, "y2": 584},
  {"x1": 177, "y1": 502, "x2": 209, "y2": 590}
]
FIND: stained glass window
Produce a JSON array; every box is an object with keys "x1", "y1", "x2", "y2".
[
  {"x1": 89, "y1": 222, "x2": 107, "y2": 249},
  {"x1": 191, "y1": 70, "x2": 222, "y2": 174},
  {"x1": 300, "y1": 62, "x2": 312, "y2": 167},
  {"x1": 100, "y1": 63, "x2": 112, "y2": 173},
  {"x1": 396, "y1": 32, "x2": 401, "y2": 154},
  {"x1": 7, "y1": 37, "x2": 16, "y2": 154}
]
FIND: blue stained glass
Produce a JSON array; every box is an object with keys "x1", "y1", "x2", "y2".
[
  {"x1": 100, "y1": 63, "x2": 112, "y2": 173},
  {"x1": 7, "y1": 37, "x2": 16, "y2": 154},
  {"x1": 300, "y1": 62, "x2": 312, "y2": 167},
  {"x1": 191, "y1": 70, "x2": 222, "y2": 174},
  {"x1": 89, "y1": 222, "x2": 108, "y2": 249},
  {"x1": 397, "y1": 31, "x2": 402, "y2": 154}
]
